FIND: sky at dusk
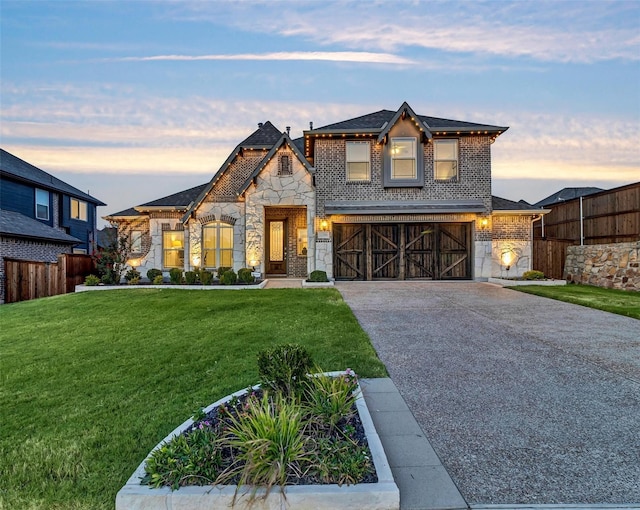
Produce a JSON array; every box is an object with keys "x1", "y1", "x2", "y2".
[{"x1": 1, "y1": 0, "x2": 639, "y2": 227}]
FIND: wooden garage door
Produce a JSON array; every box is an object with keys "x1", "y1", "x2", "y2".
[{"x1": 334, "y1": 223, "x2": 471, "y2": 280}]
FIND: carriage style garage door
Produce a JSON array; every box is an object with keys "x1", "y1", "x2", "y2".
[{"x1": 333, "y1": 223, "x2": 471, "y2": 280}]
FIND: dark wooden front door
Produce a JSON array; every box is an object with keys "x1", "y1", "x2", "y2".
[
  {"x1": 333, "y1": 222, "x2": 471, "y2": 280},
  {"x1": 267, "y1": 219, "x2": 287, "y2": 274}
]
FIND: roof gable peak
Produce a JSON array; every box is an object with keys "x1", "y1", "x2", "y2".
[{"x1": 377, "y1": 102, "x2": 432, "y2": 143}]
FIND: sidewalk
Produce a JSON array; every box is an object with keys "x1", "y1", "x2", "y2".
[{"x1": 361, "y1": 378, "x2": 467, "y2": 510}]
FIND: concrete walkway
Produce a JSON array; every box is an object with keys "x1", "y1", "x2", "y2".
[{"x1": 338, "y1": 282, "x2": 640, "y2": 508}]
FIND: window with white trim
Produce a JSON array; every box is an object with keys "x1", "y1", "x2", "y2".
[
  {"x1": 434, "y1": 139, "x2": 459, "y2": 180},
  {"x1": 162, "y1": 230, "x2": 184, "y2": 269},
  {"x1": 35, "y1": 189, "x2": 49, "y2": 220},
  {"x1": 130, "y1": 230, "x2": 143, "y2": 253},
  {"x1": 203, "y1": 222, "x2": 234, "y2": 268},
  {"x1": 390, "y1": 138, "x2": 417, "y2": 179},
  {"x1": 346, "y1": 141, "x2": 370, "y2": 181},
  {"x1": 71, "y1": 198, "x2": 88, "y2": 221}
]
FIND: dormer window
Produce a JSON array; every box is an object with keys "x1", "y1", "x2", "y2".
[
  {"x1": 278, "y1": 154, "x2": 292, "y2": 176},
  {"x1": 434, "y1": 140, "x2": 459, "y2": 181},
  {"x1": 346, "y1": 141, "x2": 370, "y2": 181},
  {"x1": 390, "y1": 138, "x2": 417, "y2": 180}
]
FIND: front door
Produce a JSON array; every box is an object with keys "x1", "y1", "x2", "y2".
[{"x1": 267, "y1": 219, "x2": 287, "y2": 275}]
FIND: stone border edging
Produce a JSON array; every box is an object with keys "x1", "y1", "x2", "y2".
[
  {"x1": 116, "y1": 372, "x2": 399, "y2": 510},
  {"x1": 487, "y1": 278, "x2": 566, "y2": 287},
  {"x1": 76, "y1": 280, "x2": 269, "y2": 292},
  {"x1": 301, "y1": 280, "x2": 335, "y2": 288}
]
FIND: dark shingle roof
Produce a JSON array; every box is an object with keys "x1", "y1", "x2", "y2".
[
  {"x1": 533, "y1": 187, "x2": 604, "y2": 208},
  {"x1": 312, "y1": 109, "x2": 506, "y2": 133},
  {"x1": 138, "y1": 183, "x2": 209, "y2": 209},
  {"x1": 0, "y1": 209, "x2": 81, "y2": 244},
  {"x1": 492, "y1": 196, "x2": 542, "y2": 211},
  {"x1": 0, "y1": 148, "x2": 106, "y2": 205},
  {"x1": 104, "y1": 207, "x2": 142, "y2": 218},
  {"x1": 97, "y1": 227, "x2": 117, "y2": 248},
  {"x1": 239, "y1": 121, "x2": 283, "y2": 147}
]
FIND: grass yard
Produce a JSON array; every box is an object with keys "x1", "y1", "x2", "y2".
[
  {"x1": 0, "y1": 289, "x2": 387, "y2": 510},
  {"x1": 511, "y1": 284, "x2": 640, "y2": 319}
]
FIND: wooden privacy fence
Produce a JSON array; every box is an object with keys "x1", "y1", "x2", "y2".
[
  {"x1": 4, "y1": 254, "x2": 94, "y2": 304},
  {"x1": 533, "y1": 182, "x2": 640, "y2": 279}
]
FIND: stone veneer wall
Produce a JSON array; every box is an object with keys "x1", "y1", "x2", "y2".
[
  {"x1": 564, "y1": 241, "x2": 639, "y2": 290},
  {"x1": 491, "y1": 215, "x2": 533, "y2": 278},
  {"x1": 0, "y1": 236, "x2": 72, "y2": 304}
]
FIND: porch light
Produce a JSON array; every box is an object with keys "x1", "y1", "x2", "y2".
[
  {"x1": 501, "y1": 251, "x2": 513, "y2": 267},
  {"x1": 480, "y1": 218, "x2": 489, "y2": 228},
  {"x1": 320, "y1": 219, "x2": 329, "y2": 231}
]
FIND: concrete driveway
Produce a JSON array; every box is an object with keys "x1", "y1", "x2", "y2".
[{"x1": 337, "y1": 281, "x2": 640, "y2": 506}]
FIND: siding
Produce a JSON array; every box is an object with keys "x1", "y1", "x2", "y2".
[{"x1": 1, "y1": 178, "x2": 54, "y2": 227}]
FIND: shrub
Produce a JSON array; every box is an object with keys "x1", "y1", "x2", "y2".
[
  {"x1": 523, "y1": 270, "x2": 545, "y2": 280},
  {"x1": 302, "y1": 369, "x2": 358, "y2": 430},
  {"x1": 153, "y1": 274, "x2": 164, "y2": 285},
  {"x1": 309, "y1": 270, "x2": 329, "y2": 282},
  {"x1": 199, "y1": 270, "x2": 213, "y2": 285},
  {"x1": 84, "y1": 274, "x2": 100, "y2": 286},
  {"x1": 184, "y1": 271, "x2": 198, "y2": 285},
  {"x1": 237, "y1": 268, "x2": 255, "y2": 284},
  {"x1": 312, "y1": 438, "x2": 373, "y2": 486},
  {"x1": 92, "y1": 232, "x2": 131, "y2": 284},
  {"x1": 257, "y1": 343, "x2": 313, "y2": 397},
  {"x1": 147, "y1": 268, "x2": 163, "y2": 282},
  {"x1": 169, "y1": 268, "x2": 183, "y2": 284},
  {"x1": 220, "y1": 270, "x2": 237, "y2": 286},
  {"x1": 144, "y1": 425, "x2": 222, "y2": 490},
  {"x1": 216, "y1": 267, "x2": 231, "y2": 278},
  {"x1": 124, "y1": 268, "x2": 140, "y2": 282},
  {"x1": 215, "y1": 394, "x2": 310, "y2": 499},
  {"x1": 127, "y1": 276, "x2": 140, "y2": 285}
]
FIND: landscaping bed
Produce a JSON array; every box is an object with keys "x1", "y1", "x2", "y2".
[{"x1": 117, "y1": 373, "x2": 398, "y2": 510}]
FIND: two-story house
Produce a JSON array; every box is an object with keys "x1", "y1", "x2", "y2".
[
  {"x1": 1, "y1": 148, "x2": 105, "y2": 298},
  {"x1": 105, "y1": 102, "x2": 543, "y2": 281}
]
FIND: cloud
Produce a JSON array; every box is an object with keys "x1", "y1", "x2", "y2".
[
  {"x1": 168, "y1": 1, "x2": 640, "y2": 64},
  {"x1": 101, "y1": 51, "x2": 416, "y2": 65}
]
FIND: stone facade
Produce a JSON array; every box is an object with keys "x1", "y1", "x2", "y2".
[
  {"x1": 564, "y1": 242, "x2": 640, "y2": 291},
  {"x1": 490, "y1": 215, "x2": 533, "y2": 278}
]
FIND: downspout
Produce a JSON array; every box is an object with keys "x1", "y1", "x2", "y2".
[{"x1": 531, "y1": 214, "x2": 543, "y2": 271}]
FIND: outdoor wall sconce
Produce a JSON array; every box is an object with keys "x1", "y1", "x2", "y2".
[
  {"x1": 319, "y1": 219, "x2": 329, "y2": 231},
  {"x1": 480, "y1": 218, "x2": 489, "y2": 228}
]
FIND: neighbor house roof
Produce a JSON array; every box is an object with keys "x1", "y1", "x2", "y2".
[
  {"x1": 492, "y1": 196, "x2": 549, "y2": 214},
  {"x1": 0, "y1": 209, "x2": 81, "y2": 244},
  {"x1": 533, "y1": 187, "x2": 604, "y2": 208},
  {"x1": 1, "y1": 148, "x2": 106, "y2": 206},
  {"x1": 136, "y1": 183, "x2": 209, "y2": 211}
]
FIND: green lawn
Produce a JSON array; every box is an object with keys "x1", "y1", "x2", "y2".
[
  {"x1": 510, "y1": 284, "x2": 640, "y2": 319},
  {"x1": 0, "y1": 289, "x2": 386, "y2": 510}
]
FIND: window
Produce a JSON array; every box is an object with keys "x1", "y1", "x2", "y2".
[
  {"x1": 71, "y1": 198, "x2": 88, "y2": 221},
  {"x1": 297, "y1": 228, "x2": 308, "y2": 256},
  {"x1": 278, "y1": 154, "x2": 292, "y2": 176},
  {"x1": 162, "y1": 231, "x2": 184, "y2": 269},
  {"x1": 73, "y1": 248, "x2": 87, "y2": 254},
  {"x1": 203, "y1": 222, "x2": 234, "y2": 268},
  {"x1": 434, "y1": 140, "x2": 459, "y2": 180},
  {"x1": 346, "y1": 141, "x2": 370, "y2": 181},
  {"x1": 130, "y1": 230, "x2": 143, "y2": 253},
  {"x1": 390, "y1": 138, "x2": 417, "y2": 179},
  {"x1": 35, "y1": 189, "x2": 49, "y2": 220}
]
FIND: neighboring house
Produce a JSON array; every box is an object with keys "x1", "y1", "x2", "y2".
[
  {"x1": 1, "y1": 148, "x2": 105, "y2": 299},
  {"x1": 105, "y1": 102, "x2": 544, "y2": 281},
  {"x1": 534, "y1": 187, "x2": 604, "y2": 208}
]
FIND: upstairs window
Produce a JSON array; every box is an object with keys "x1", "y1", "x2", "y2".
[
  {"x1": 434, "y1": 140, "x2": 459, "y2": 181},
  {"x1": 346, "y1": 141, "x2": 370, "y2": 181},
  {"x1": 390, "y1": 138, "x2": 417, "y2": 180},
  {"x1": 162, "y1": 230, "x2": 184, "y2": 269},
  {"x1": 203, "y1": 222, "x2": 234, "y2": 269},
  {"x1": 71, "y1": 198, "x2": 88, "y2": 221},
  {"x1": 35, "y1": 189, "x2": 49, "y2": 220},
  {"x1": 278, "y1": 155, "x2": 292, "y2": 176}
]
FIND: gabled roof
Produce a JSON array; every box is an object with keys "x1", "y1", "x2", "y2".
[
  {"x1": 533, "y1": 187, "x2": 604, "y2": 208},
  {"x1": 1, "y1": 148, "x2": 106, "y2": 206},
  {"x1": 104, "y1": 207, "x2": 142, "y2": 219},
  {"x1": 377, "y1": 102, "x2": 432, "y2": 143},
  {"x1": 239, "y1": 121, "x2": 283, "y2": 148},
  {"x1": 492, "y1": 196, "x2": 549, "y2": 214},
  {"x1": 0, "y1": 209, "x2": 81, "y2": 244},
  {"x1": 237, "y1": 133, "x2": 314, "y2": 196},
  {"x1": 136, "y1": 183, "x2": 209, "y2": 210},
  {"x1": 181, "y1": 122, "x2": 284, "y2": 222}
]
